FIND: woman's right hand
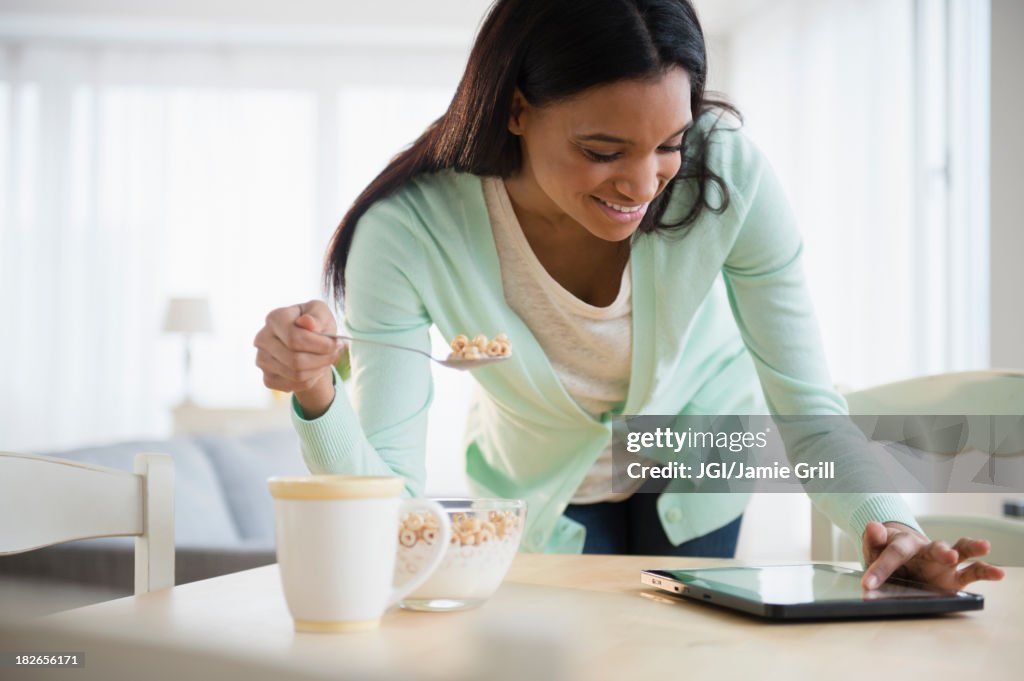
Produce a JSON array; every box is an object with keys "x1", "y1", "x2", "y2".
[{"x1": 254, "y1": 300, "x2": 344, "y2": 419}]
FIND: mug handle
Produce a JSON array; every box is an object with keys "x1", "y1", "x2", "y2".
[{"x1": 388, "y1": 499, "x2": 452, "y2": 606}]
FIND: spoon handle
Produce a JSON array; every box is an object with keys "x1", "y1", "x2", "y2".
[{"x1": 318, "y1": 333, "x2": 442, "y2": 364}]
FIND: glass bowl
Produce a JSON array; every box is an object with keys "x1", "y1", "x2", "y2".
[{"x1": 395, "y1": 498, "x2": 526, "y2": 612}]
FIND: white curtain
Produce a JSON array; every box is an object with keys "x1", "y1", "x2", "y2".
[
  {"x1": 719, "y1": 0, "x2": 988, "y2": 390},
  {"x1": 0, "y1": 42, "x2": 460, "y2": 451}
]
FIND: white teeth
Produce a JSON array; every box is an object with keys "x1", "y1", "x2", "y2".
[{"x1": 597, "y1": 197, "x2": 646, "y2": 213}]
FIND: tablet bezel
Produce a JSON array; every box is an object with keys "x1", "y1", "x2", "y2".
[{"x1": 640, "y1": 564, "x2": 984, "y2": 620}]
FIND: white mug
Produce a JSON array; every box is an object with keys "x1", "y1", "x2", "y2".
[{"x1": 268, "y1": 475, "x2": 450, "y2": 633}]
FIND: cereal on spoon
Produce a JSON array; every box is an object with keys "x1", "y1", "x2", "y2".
[{"x1": 447, "y1": 333, "x2": 511, "y2": 362}]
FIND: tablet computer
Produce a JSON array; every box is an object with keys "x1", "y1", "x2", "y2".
[{"x1": 640, "y1": 564, "x2": 983, "y2": 620}]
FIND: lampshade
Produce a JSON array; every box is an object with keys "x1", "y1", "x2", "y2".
[{"x1": 163, "y1": 297, "x2": 213, "y2": 334}]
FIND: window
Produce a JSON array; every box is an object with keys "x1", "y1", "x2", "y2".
[
  {"x1": 720, "y1": 0, "x2": 990, "y2": 389},
  {"x1": 0, "y1": 40, "x2": 466, "y2": 450}
]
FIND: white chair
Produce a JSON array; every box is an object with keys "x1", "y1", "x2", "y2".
[
  {"x1": 0, "y1": 452, "x2": 175, "y2": 594},
  {"x1": 916, "y1": 514, "x2": 1024, "y2": 566},
  {"x1": 810, "y1": 370, "x2": 1024, "y2": 566}
]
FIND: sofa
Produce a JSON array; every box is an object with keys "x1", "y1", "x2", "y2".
[{"x1": 0, "y1": 428, "x2": 309, "y2": 613}]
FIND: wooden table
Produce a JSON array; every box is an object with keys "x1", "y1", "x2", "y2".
[{"x1": 6, "y1": 555, "x2": 1022, "y2": 681}]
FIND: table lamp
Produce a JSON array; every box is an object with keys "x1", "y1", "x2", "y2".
[{"x1": 163, "y1": 297, "x2": 213, "y2": 405}]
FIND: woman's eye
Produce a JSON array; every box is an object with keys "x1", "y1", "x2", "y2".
[
  {"x1": 581, "y1": 145, "x2": 682, "y2": 162},
  {"x1": 581, "y1": 148, "x2": 620, "y2": 163}
]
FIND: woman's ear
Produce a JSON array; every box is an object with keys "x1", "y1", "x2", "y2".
[{"x1": 508, "y1": 88, "x2": 528, "y2": 136}]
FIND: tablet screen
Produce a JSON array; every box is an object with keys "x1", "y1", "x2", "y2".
[{"x1": 659, "y1": 565, "x2": 950, "y2": 604}]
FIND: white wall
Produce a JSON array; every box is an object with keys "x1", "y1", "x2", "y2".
[
  {"x1": 989, "y1": 0, "x2": 1024, "y2": 370},
  {"x1": 0, "y1": 0, "x2": 766, "y2": 40},
  {"x1": 0, "y1": 0, "x2": 491, "y2": 31}
]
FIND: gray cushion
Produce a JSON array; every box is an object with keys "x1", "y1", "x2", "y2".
[
  {"x1": 197, "y1": 429, "x2": 308, "y2": 544},
  {"x1": 0, "y1": 541, "x2": 275, "y2": 597},
  {"x1": 41, "y1": 438, "x2": 241, "y2": 547}
]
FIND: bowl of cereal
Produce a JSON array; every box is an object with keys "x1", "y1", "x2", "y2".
[{"x1": 396, "y1": 498, "x2": 526, "y2": 612}]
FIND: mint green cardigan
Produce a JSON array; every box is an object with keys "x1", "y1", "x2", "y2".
[{"x1": 292, "y1": 121, "x2": 919, "y2": 553}]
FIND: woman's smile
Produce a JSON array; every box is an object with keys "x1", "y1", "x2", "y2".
[{"x1": 591, "y1": 195, "x2": 650, "y2": 223}]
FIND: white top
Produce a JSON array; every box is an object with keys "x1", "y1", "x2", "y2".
[{"x1": 483, "y1": 177, "x2": 646, "y2": 503}]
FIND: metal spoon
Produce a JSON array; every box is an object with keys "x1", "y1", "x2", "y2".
[{"x1": 317, "y1": 333, "x2": 510, "y2": 370}]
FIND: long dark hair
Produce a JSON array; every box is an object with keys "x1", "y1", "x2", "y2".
[{"x1": 325, "y1": 0, "x2": 740, "y2": 300}]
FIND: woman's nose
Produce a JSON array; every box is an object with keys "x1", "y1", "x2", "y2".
[{"x1": 614, "y1": 156, "x2": 662, "y2": 203}]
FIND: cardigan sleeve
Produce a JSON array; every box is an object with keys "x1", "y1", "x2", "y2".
[
  {"x1": 718, "y1": 131, "x2": 922, "y2": 542},
  {"x1": 290, "y1": 197, "x2": 434, "y2": 497}
]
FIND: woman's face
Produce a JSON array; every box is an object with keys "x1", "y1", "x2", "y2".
[{"x1": 508, "y1": 66, "x2": 692, "y2": 242}]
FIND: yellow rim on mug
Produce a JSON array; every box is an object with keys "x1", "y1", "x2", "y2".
[
  {"x1": 268, "y1": 475, "x2": 404, "y2": 501},
  {"x1": 294, "y1": 618, "x2": 380, "y2": 633}
]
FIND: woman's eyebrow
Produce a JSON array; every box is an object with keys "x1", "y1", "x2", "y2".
[{"x1": 575, "y1": 122, "x2": 693, "y2": 145}]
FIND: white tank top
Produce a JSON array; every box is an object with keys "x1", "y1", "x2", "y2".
[{"x1": 482, "y1": 176, "x2": 646, "y2": 503}]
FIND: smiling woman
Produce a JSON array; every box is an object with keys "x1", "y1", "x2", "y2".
[{"x1": 252, "y1": 0, "x2": 1004, "y2": 592}]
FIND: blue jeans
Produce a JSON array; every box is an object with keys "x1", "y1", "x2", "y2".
[{"x1": 563, "y1": 494, "x2": 743, "y2": 557}]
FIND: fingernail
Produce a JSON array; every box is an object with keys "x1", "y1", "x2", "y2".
[{"x1": 864, "y1": 575, "x2": 878, "y2": 589}]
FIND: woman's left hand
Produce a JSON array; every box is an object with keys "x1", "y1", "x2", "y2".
[{"x1": 861, "y1": 521, "x2": 1006, "y2": 591}]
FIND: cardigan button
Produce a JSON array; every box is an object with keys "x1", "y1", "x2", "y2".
[{"x1": 664, "y1": 508, "x2": 682, "y2": 523}]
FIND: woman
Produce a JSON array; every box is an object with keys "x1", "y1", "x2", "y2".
[{"x1": 254, "y1": 0, "x2": 1002, "y2": 591}]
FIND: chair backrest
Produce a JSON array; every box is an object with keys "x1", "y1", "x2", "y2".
[
  {"x1": 0, "y1": 452, "x2": 174, "y2": 594},
  {"x1": 917, "y1": 514, "x2": 1024, "y2": 567},
  {"x1": 811, "y1": 370, "x2": 1024, "y2": 562},
  {"x1": 845, "y1": 370, "x2": 1024, "y2": 416}
]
